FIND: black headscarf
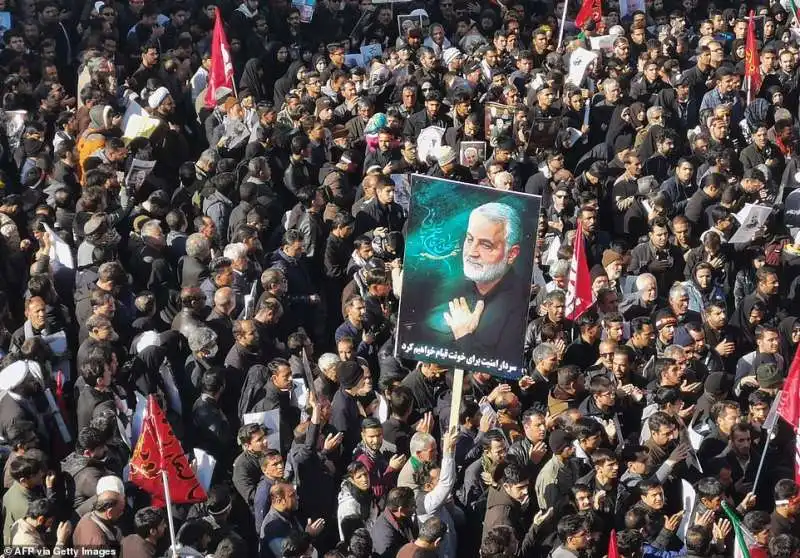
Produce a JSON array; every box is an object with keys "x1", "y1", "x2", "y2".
[
  {"x1": 239, "y1": 58, "x2": 267, "y2": 101},
  {"x1": 605, "y1": 103, "x2": 633, "y2": 151},
  {"x1": 273, "y1": 60, "x2": 306, "y2": 108},
  {"x1": 780, "y1": 316, "x2": 800, "y2": 364},
  {"x1": 263, "y1": 42, "x2": 290, "y2": 98}
]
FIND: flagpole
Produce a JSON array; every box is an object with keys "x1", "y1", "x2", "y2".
[
  {"x1": 754, "y1": 390, "x2": 781, "y2": 490},
  {"x1": 746, "y1": 73, "x2": 751, "y2": 106},
  {"x1": 162, "y1": 470, "x2": 179, "y2": 558},
  {"x1": 151, "y1": 395, "x2": 179, "y2": 558},
  {"x1": 753, "y1": 429, "x2": 771, "y2": 490},
  {"x1": 557, "y1": 0, "x2": 569, "y2": 51}
]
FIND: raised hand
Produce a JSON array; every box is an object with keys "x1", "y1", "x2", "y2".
[{"x1": 443, "y1": 298, "x2": 485, "y2": 340}]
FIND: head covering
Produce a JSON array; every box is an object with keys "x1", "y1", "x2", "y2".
[
  {"x1": 590, "y1": 264, "x2": 607, "y2": 283},
  {"x1": 435, "y1": 146, "x2": 457, "y2": 167},
  {"x1": 214, "y1": 86, "x2": 234, "y2": 105},
  {"x1": 756, "y1": 363, "x2": 783, "y2": 388},
  {"x1": 273, "y1": 61, "x2": 306, "y2": 107},
  {"x1": 672, "y1": 327, "x2": 694, "y2": 348},
  {"x1": 148, "y1": 87, "x2": 170, "y2": 109},
  {"x1": 0, "y1": 361, "x2": 43, "y2": 391},
  {"x1": 548, "y1": 429, "x2": 574, "y2": 454},
  {"x1": 602, "y1": 250, "x2": 623, "y2": 268},
  {"x1": 703, "y1": 372, "x2": 731, "y2": 397},
  {"x1": 442, "y1": 47, "x2": 462, "y2": 67},
  {"x1": 315, "y1": 97, "x2": 332, "y2": 113},
  {"x1": 338, "y1": 361, "x2": 363, "y2": 390},
  {"x1": 331, "y1": 125, "x2": 348, "y2": 139},
  {"x1": 364, "y1": 113, "x2": 388, "y2": 135},
  {"x1": 239, "y1": 58, "x2": 266, "y2": 101},
  {"x1": 96, "y1": 475, "x2": 125, "y2": 496}
]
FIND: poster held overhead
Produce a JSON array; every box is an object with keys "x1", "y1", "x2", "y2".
[{"x1": 395, "y1": 175, "x2": 540, "y2": 379}]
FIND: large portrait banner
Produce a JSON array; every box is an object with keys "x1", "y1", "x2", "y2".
[{"x1": 395, "y1": 175, "x2": 541, "y2": 379}]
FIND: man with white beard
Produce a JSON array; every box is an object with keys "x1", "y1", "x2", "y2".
[{"x1": 439, "y1": 202, "x2": 528, "y2": 359}]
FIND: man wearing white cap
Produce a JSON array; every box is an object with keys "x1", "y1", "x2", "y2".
[
  {"x1": 427, "y1": 145, "x2": 473, "y2": 183},
  {"x1": 0, "y1": 357, "x2": 47, "y2": 445},
  {"x1": 73, "y1": 475, "x2": 125, "y2": 552},
  {"x1": 442, "y1": 48, "x2": 463, "y2": 73},
  {"x1": 147, "y1": 86, "x2": 189, "y2": 180},
  {"x1": 147, "y1": 86, "x2": 174, "y2": 116}
]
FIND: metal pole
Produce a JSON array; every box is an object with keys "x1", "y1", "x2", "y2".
[
  {"x1": 162, "y1": 470, "x2": 179, "y2": 558},
  {"x1": 753, "y1": 424, "x2": 772, "y2": 490},
  {"x1": 557, "y1": 0, "x2": 569, "y2": 51}
]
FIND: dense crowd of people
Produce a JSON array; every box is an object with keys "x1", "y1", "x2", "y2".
[{"x1": 1, "y1": 0, "x2": 800, "y2": 557}]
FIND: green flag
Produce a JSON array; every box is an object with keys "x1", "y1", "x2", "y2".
[{"x1": 721, "y1": 501, "x2": 753, "y2": 558}]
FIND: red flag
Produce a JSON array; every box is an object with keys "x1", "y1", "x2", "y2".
[
  {"x1": 565, "y1": 220, "x2": 593, "y2": 321},
  {"x1": 608, "y1": 530, "x2": 620, "y2": 558},
  {"x1": 744, "y1": 10, "x2": 762, "y2": 103},
  {"x1": 575, "y1": 0, "x2": 602, "y2": 29},
  {"x1": 204, "y1": 7, "x2": 235, "y2": 108},
  {"x1": 778, "y1": 344, "x2": 800, "y2": 483},
  {"x1": 130, "y1": 396, "x2": 207, "y2": 507}
]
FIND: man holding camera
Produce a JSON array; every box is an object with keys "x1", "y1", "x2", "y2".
[{"x1": 627, "y1": 216, "x2": 685, "y2": 296}]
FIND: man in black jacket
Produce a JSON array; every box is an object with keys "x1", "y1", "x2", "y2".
[
  {"x1": 403, "y1": 90, "x2": 452, "y2": 139},
  {"x1": 482, "y1": 462, "x2": 549, "y2": 555},
  {"x1": 76, "y1": 358, "x2": 115, "y2": 433},
  {"x1": 130, "y1": 219, "x2": 176, "y2": 312},
  {"x1": 627, "y1": 216, "x2": 685, "y2": 297},
  {"x1": 365, "y1": 129, "x2": 401, "y2": 173},
  {"x1": 241, "y1": 156, "x2": 282, "y2": 229},
  {"x1": 283, "y1": 135, "x2": 317, "y2": 204},
  {"x1": 507, "y1": 409, "x2": 549, "y2": 481},
  {"x1": 330, "y1": 360, "x2": 373, "y2": 459},
  {"x1": 232, "y1": 424, "x2": 269, "y2": 508},
  {"x1": 60, "y1": 426, "x2": 112, "y2": 515},
  {"x1": 684, "y1": 173, "x2": 723, "y2": 231},
  {"x1": 181, "y1": 233, "x2": 212, "y2": 288},
  {"x1": 372, "y1": 487, "x2": 418, "y2": 558},
  {"x1": 577, "y1": 206, "x2": 611, "y2": 269},
  {"x1": 287, "y1": 394, "x2": 342, "y2": 548},
  {"x1": 224, "y1": 320, "x2": 263, "y2": 418},
  {"x1": 252, "y1": 359, "x2": 301, "y2": 456},
  {"x1": 268, "y1": 230, "x2": 321, "y2": 334},
  {"x1": 192, "y1": 367, "x2": 234, "y2": 469},
  {"x1": 401, "y1": 362, "x2": 448, "y2": 415},
  {"x1": 354, "y1": 176, "x2": 406, "y2": 236}
]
